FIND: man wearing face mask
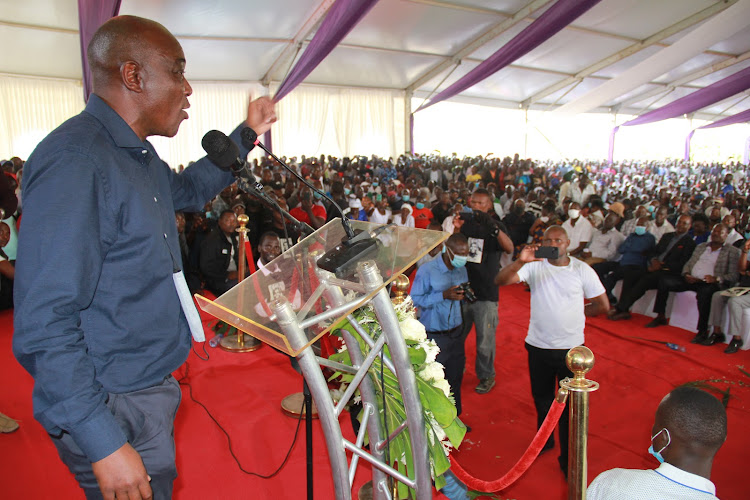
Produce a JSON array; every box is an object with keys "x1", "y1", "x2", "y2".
[
  {"x1": 411, "y1": 234, "x2": 470, "y2": 416},
  {"x1": 592, "y1": 217, "x2": 655, "y2": 305},
  {"x1": 588, "y1": 386, "x2": 726, "y2": 499},
  {"x1": 562, "y1": 201, "x2": 594, "y2": 258}
]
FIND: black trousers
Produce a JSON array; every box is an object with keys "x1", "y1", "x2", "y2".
[
  {"x1": 653, "y1": 276, "x2": 720, "y2": 332},
  {"x1": 592, "y1": 262, "x2": 643, "y2": 299},
  {"x1": 525, "y1": 343, "x2": 572, "y2": 466},
  {"x1": 427, "y1": 325, "x2": 465, "y2": 416},
  {"x1": 51, "y1": 376, "x2": 182, "y2": 500},
  {"x1": 616, "y1": 269, "x2": 675, "y2": 313}
]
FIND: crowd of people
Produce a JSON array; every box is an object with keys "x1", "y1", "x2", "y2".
[
  {"x1": 2, "y1": 14, "x2": 738, "y2": 500},
  {"x1": 170, "y1": 152, "x2": 750, "y2": 353}
]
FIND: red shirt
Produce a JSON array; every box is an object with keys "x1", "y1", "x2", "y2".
[
  {"x1": 412, "y1": 207, "x2": 433, "y2": 229},
  {"x1": 290, "y1": 204, "x2": 327, "y2": 225}
]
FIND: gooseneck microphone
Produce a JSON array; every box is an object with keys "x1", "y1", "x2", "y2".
[
  {"x1": 201, "y1": 130, "x2": 263, "y2": 191},
  {"x1": 201, "y1": 130, "x2": 315, "y2": 239},
  {"x1": 240, "y1": 127, "x2": 382, "y2": 279},
  {"x1": 240, "y1": 127, "x2": 356, "y2": 240}
]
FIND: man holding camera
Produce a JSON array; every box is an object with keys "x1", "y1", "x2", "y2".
[
  {"x1": 455, "y1": 189, "x2": 513, "y2": 394},
  {"x1": 495, "y1": 226, "x2": 608, "y2": 475},
  {"x1": 412, "y1": 234, "x2": 471, "y2": 415}
]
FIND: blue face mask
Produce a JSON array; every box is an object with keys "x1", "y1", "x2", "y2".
[
  {"x1": 402, "y1": 195, "x2": 410, "y2": 202},
  {"x1": 313, "y1": 192, "x2": 322, "y2": 200},
  {"x1": 444, "y1": 245, "x2": 468, "y2": 268},
  {"x1": 744, "y1": 231, "x2": 750, "y2": 239},
  {"x1": 647, "y1": 205, "x2": 656, "y2": 213},
  {"x1": 635, "y1": 226, "x2": 647, "y2": 236},
  {"x1": 416, "y1": 202, "x2": 425, "y2": 210},
  {"x1": 372, "y1": 182, "x2": 379, "y2": 187},
  {"x1": 344, "y1": 188, "x2": 351, "y2": 195},
  {"x1": 648, "y1": 428, "x2": 670, "y2": 464}
]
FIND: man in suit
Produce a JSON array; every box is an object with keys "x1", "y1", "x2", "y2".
[
  {"x1": 644, "y1": 223, "x2": 740, "y2": 339},
  {"x1": 609, "y1": 215, "x2": 695, "y2": 321}
]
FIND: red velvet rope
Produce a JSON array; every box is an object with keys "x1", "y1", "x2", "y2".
[{"x1": 449, "y1": 398, "x2": 566, "y2": 492}]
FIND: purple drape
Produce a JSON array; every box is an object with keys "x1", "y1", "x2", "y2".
[
  {"x1": 698, "y1": 107, "x2": 750, "y2": 130},
  {"x1": 416, "y1": 0, "x2": 602, "y2": 112},
  {"x1": 607, "y1": 126, "x2": 619, "y2": 164},
  {"x1": 274, "y1": 0, "x2": 379, "y2": 102},
  {"x1": 78, "y1": 0, "x2": 121, "y2": 103},
  {"x1": 623, "y1": 65, "x2": 750, "y2": 127},
  {"x1": 683, "y1": 130, "x2": 696, "y2": 161},
  {"x1": 684, "y1": 108, "x2": 750, "y2": 160}
]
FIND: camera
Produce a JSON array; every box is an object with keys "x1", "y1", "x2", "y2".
[{"x1": 457, "y1": 282, "x2": 477, "y2": 303}]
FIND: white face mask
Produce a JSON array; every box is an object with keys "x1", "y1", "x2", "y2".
[
  {"x1": 568, "y1": 209, "x2": 580, "y2": 219},
  {"x1": 540, "y1": 216, "x2": 549, "y2": 223}
]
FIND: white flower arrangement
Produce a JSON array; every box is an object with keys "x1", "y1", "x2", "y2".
[{"x1": 328, "y1": 298, "x2": 466, "y2": 498}]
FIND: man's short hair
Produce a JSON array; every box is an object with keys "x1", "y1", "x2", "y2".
[
  {"x1": 447, "y1": 233, "x2": 468, "y2": 247},
  {"x1": 220, "y1": 209, "x2": 235, "y2": 219},
  {"x1": 660, "y1": 386, "x2": 726, "y2": 449},
  {"x1": 544, "y1": 225, "x2": 568, "y2": 239},
  {"x1": 259, "y1": 231, "x2": 280, "y2": 246}
]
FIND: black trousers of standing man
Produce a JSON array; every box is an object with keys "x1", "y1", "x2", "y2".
[{"x1": 525, "y1": 342, "x2": 572, "y2": 471}]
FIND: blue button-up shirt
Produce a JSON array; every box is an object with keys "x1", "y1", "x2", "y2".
[
  {"x1": 411, "y1": 255, "x2": 468, "y2": 332},
  {"x1": 12, "y1": 94, "x2": 242, "y2": 462}
]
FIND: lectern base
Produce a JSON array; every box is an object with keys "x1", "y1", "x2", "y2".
[
  {"x1": 281, "y1": 392, "x2": 318, "y2": 418},
  {"x1": 219, "y1": 333, "x2": 262, "y2": 352}
]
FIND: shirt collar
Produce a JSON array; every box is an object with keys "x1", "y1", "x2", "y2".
[
  {"x1": 85, "y1": 94, "x2": 147, "y2": 149},
  {"x1": 655, "y1": 462, "x2": 716, "y2": 495}
]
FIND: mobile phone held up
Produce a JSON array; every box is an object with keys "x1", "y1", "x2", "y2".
[{"x1": 534, "y1": 246, "x2": 559, "y2": 260}]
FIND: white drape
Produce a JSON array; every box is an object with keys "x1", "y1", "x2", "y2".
[
  {"x1": 0, "y1": 75, "x2": 84, "y2": 160},
  {"x1": 1, "y1": 77, "x2": 406, "y2": 166},
  {"x1": 148, "y1": 82, "x2": 267, "y2": 169},
  {"x1": 272, "y1": 84, "x2": 405, "y2": 159}
]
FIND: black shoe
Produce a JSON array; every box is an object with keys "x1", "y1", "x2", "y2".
[
  {"x1": 700, "y1": 332, "x2": 725, "y2": 346},
  {"x1": 725, "y1": 338, "x2": 743, "y2": 354},
  {"x1": 475, "y1": 378, "x2": 496, "y2": 394},
  {"x1": 691, "y1": 331, "x2": 709, "y2": 344},
  {"x1": 464, "y1": 424, "x2": 472, "y2": 433},
  {"x1": 645, "y1": 316, "x2": 668, "y2": 328}
]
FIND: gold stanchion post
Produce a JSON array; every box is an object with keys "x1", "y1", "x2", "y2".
[
  {"x1": 560, "y1": 346, "x2": 598, "y2": 500},
  {"x1": 219, "y1": 213, "x2": 262, "y2": 352}
]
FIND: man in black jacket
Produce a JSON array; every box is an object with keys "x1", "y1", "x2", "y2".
[
  {"x1": 608, "y1": 214, "x2": 696, "y2": 321},
  {"x1": 200, "y1": 210, "x2": 248, "y2": 295}
]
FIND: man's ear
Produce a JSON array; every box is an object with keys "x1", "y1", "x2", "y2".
[{"x1": 121, "y1": 61, "x2": 143, "y2": 93}]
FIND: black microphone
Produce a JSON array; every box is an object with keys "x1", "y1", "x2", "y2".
[{"x1": 201, "y1": 130, "x2": 262, "y2": 191}]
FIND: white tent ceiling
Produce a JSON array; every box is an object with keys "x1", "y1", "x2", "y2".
[{"x1": 2, "y1": 0, "x2": 750, "y2": 121}]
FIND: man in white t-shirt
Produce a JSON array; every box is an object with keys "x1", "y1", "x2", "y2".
[
  {"x1": 495, "y1": 226, "x2": 608, "y2": 476},
  {"x1": 587, "y1": 386, "x2": 726, "y2": 500}
]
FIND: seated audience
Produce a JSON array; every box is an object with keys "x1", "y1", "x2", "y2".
[
  {"x1": 645, "y1": 224, "x2": 740, "y2": 337},
  {"x1": 593, "y1": 216, "x2": 655, "y2": 304},
  {"x1": 609, "y1": 215, "x2": 695, "y2": 321}
]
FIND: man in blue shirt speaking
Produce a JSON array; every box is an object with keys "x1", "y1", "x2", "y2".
[
  {"x1": 411, "y1": 233, "x2": 470, "y2": 416},
  {"x1": 12, "y1": 15, "x2": 276, "y2": 500}
]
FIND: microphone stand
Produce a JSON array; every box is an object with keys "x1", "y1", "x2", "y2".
[{"x1": 243, "y1": 133, "x2": 383, "y2": 280}]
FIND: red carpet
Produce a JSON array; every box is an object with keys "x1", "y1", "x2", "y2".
[{"x1": 1, "y1": 284, "x2": 748, "y2": 499}]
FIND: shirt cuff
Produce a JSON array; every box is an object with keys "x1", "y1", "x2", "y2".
[{"x1": 67, "y1": 404, "x2": 128, "y2": 463}]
